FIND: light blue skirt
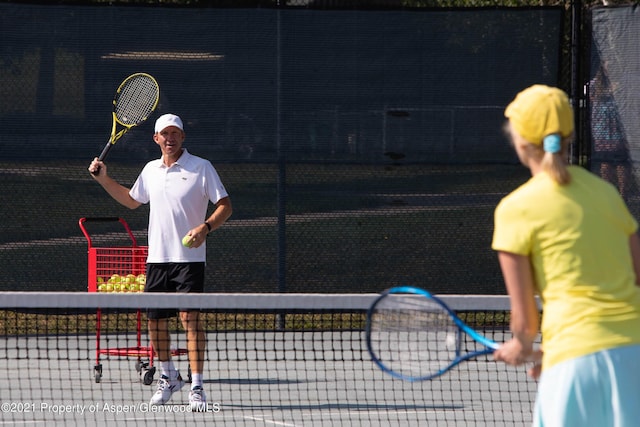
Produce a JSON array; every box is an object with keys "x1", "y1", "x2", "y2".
[{"x1": 533, "y1": 344, "x2": 640, "y2": 427}]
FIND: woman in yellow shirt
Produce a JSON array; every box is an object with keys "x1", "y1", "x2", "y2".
[{"x1": 492, "y1": 85, "x2": 640, "y2": 427}]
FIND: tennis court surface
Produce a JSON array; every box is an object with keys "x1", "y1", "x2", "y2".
[{"x1": 0, "y1": 292, "x2": 537, "y2": 426}]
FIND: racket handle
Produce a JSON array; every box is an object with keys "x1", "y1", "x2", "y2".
[
  {"x1": 91, "y1": 141, "x2": 113, "y2": 175},
  {"x1": 98, "y1": 140, "x2": 113, "y2": 162}
]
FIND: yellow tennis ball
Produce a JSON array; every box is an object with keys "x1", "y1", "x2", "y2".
[{"x1": 182, "y1": 234, "x2": 192, "y2": 248}]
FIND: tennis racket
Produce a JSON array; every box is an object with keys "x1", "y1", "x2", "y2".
[
  {"x1": 92, "y1": 73, "x2": 160, "y2": 174},
  {"x1": 366, "y1": 286, "x2": 500, "y2": 382}
]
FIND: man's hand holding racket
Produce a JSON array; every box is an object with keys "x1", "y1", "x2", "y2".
[{"x1": 88, "y1": 158, "x2": 107, "y2": 177}]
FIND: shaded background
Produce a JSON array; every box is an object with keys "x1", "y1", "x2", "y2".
[{"x1": 0, "y1": 2, "x2": 638, "y2": 294}]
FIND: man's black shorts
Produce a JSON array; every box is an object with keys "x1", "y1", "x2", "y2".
[{"x1": 145, "y1": 262, "x2": 205, "y2": 319}]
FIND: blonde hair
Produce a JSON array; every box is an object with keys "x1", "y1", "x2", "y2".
[{"x1": 539, "y1": 137, "x2": 571, "y2": 185}]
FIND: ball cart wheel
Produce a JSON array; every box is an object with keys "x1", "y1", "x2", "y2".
[
  {"x1": 143, "y1": 366, "x2": 156, "y2": 385},
  {"x1": 94, "y1": 364, "x2": 103, "y2": 383}
]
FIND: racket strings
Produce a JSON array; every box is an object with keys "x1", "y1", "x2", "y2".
[
  {"x1": 115, "y1": 76, "x2": 159, "y2": 125},
  {"x1": 370, "y1": 296, "x2": 460, "y2": 379}
]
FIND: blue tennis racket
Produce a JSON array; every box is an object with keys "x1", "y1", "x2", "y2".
[{"x1": 365, "y1": 286, "x2": 500, "y2": 381}]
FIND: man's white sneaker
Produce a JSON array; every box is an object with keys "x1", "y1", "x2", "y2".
[
  {"x1": 189, "y1": 386, "x2": 207, "y2": 412},
  {"x1": 149, "y1": 374, "x2": 184, "y2": 405}
]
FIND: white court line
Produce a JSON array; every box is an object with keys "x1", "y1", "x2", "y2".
[
  {"x1": 241, "y1": 408, "x2": 468, "y2": 426},
  {"x1": 0, "y1": 422, "x2": 47, "y2": 425},
  {"x1": 244, "y1": 415, "x2": 300, "y2": 426}
]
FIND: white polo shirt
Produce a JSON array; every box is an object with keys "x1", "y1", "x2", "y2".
[{"x1": 129, "y1": 149, "x2": 228, "y2": 263}]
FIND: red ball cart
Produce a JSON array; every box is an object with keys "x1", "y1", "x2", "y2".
[{"x1": 79, "y1": 217, "x2": 187, "y2": 385}]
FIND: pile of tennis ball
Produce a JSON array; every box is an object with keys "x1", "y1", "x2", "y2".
[{"x1": 96, "y1": 273, "x2": 146, "y2": 293}]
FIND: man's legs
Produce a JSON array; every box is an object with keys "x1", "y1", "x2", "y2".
[
  {"x1": 146, "y1": 262, "x2": 205, "y2": 408},
  {"x1": 146, "y1": 263, "x2": 185, "y2": 406},
  {"x1": 149, "y1": 318, "x2": 170, "y2": 362},
  {"x1": 180, "y1": 310, "x2": 205, "y2": 378}
]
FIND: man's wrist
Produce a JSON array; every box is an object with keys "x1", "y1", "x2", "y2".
[{"x1": 204, "y1": 222, "x2": 212, "y2": 233}]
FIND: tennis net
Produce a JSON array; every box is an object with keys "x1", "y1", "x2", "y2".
[{"x1": 0, "y1": 292, "x2": 538, "y2": 426}]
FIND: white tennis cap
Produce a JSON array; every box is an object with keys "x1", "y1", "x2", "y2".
[{"x1": 154, "y1": 114, "x2": 184, "y2": 133}]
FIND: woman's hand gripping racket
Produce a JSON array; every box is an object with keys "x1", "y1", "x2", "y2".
[
  {"x1": 92, "y1": 73, "x2": 160, "y2": 174},
  {"x1": 366, "y1": 286, "x2": 502, "y2": 382}
]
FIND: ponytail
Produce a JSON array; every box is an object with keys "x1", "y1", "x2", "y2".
[{"x1": 540, "y1": 135, "x2": 571, "y2": 185}]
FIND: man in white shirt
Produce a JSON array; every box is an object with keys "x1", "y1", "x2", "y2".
[{"x1": 89, "y1": 114, "x2": 232, "y2": 411}]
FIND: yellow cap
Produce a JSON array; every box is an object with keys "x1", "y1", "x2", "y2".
[{"x1": 504, "y1": 85, "x2": 574, "y2": 145}]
